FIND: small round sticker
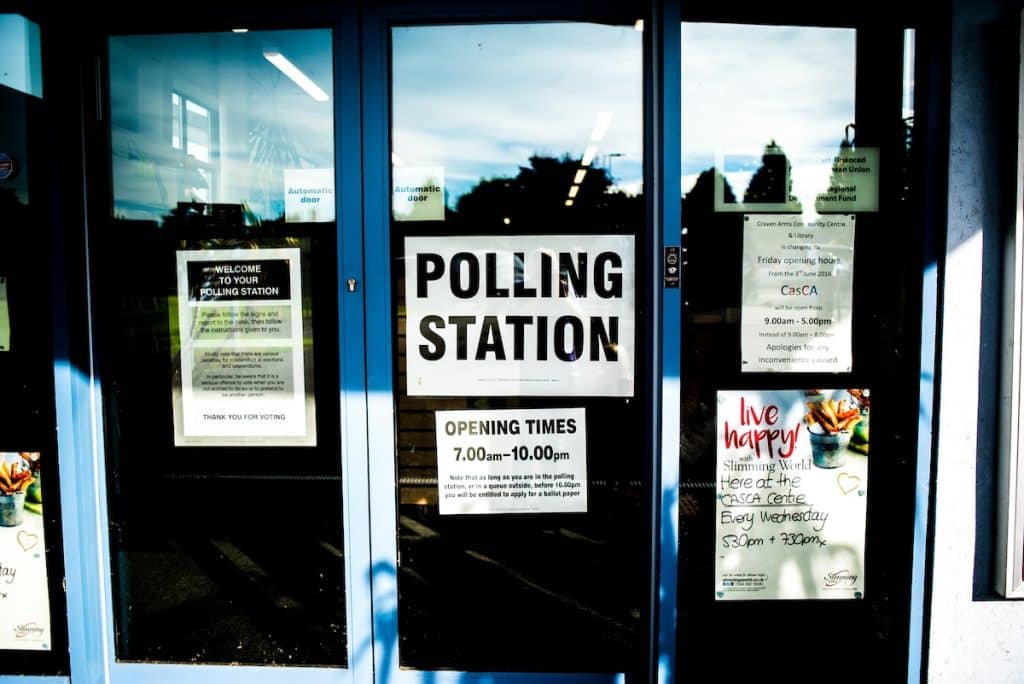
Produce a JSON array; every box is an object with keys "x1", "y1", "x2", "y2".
[{"x1": 0, "y1": 154, "x2": 14, "y2": 181}]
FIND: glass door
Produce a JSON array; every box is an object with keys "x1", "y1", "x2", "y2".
[
  {"x1": 674, "y1": 6, "x2": 927, "y2": 682},
  {"x1": 365, "y1": 8, "x2": 657, "y2": 682},
  {"x1": 77, "y1": 10, "x2": 374, "y2": 683}
]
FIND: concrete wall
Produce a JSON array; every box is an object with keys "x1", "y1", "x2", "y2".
[{"x1": 928, "y1": 0, "x2": 1024, "y2": 680}]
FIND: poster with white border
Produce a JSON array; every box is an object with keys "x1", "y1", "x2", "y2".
[
  {"x1": 435, "y1": 408, "x2": 587, "y2": 514},
  {"x1": 405, "y1": 235, "x2": 635, "y2": 397},
  {"x1": 741, "y1": 214, "x2": 855, "y2": 373},
  {"x1": 0, "y1": 452, "x2": 51, "y2": 650},
  {"x1": 715, "y1": 389, "x2": 869, "y2": 600},
  {"x1": 173, "y1": 248, "x2": 315, "y2": 446}
]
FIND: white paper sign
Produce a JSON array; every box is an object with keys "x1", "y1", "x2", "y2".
[
  {"x1": 393, "y1": 166, "x2": 445, "y2": 221},
  {"x1": 174, "y1": 248, "x2": 315, "y2": 446},
  {"x1": 0, "y1": 277, "x2": 9, "y2": 352},
  {"x1": 284, "y1": 168, "x2": 335, "y2": 223},
  {"x1": 713, "y1": 146, "x2": 880, "y2": 215},
  {"x1": 715, "y1": 390, "x2": 869, "y2": 600},
  {"x1": 814, "y1": 147, "x2": 880, "y2": 213},
  {"x1": 0, "y1": 452, "x2": 51, "y2": 650},
  {"x1": 435, "y1": 408, "x2": 587, "y2": 514},
  {"x1": 741, "y1": 214, "x2": 854, "y2": 373},
  {"x1": 405, "y1": 235, "x2": 635, "y2": 397}
]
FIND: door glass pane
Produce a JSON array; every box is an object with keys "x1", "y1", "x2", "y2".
[
  {"x1": 391, "y1": 20, "x2": 647, "y2": 673},
  {"x1": 104, "y1": 29, "x2": 345, "y2": 666},
  {"x1": 678, "y1": 19, "x2": 921, "y2": 679},
  {"x1": 110, "y1": 30, "x2": 334, "y2": 224}
]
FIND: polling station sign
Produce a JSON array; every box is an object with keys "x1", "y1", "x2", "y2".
[{"x1": 404, "y1": 235, "x2": 635, "y2": 397}]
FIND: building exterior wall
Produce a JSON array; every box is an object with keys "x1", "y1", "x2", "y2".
[{"x1": 928, "y1": 0, "x2": 1024, "y2": 680}]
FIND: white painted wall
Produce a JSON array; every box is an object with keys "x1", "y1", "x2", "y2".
[{"x1": 928, "y1": 0, "x2": 1024, "y2": 680}]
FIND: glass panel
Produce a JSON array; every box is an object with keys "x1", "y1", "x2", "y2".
[
  {"x1": 391, "y1": 21, "x2": 647, "y2": 673},
  {"x1": 110, "y1": 29, "x2": 334, "y2": 224},
  {"x1": 104, "y1": 29, "x2": 345, "y2": 666},
  {"x1": 678, "y1": 19, "x2": 921, "y2": 679}
]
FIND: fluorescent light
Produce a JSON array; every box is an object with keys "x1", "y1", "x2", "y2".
[
  {"x1": 590, "y1": 111, "x2": 614, "y2": 141},
  {"x1": 232, "y1": 28, "x2": 249, "y2": 33},
  {"x1": 564, "y1": 199, "x2": 574, "y2": 207},
  {"x1": 634, "y1": 19, "x2": 644, "y2": 31},
  {"x1": 568, "y1": 185, "x2": 580, "y2": 199},
  {"x1": 573, "y1": 169, "x2": 587, "y2": 184},
  {"x1": 263, "y1": 50, "x2": 329, "y2": 102},
  {"x1": 581, "y1": 145, "x2": 597, "y2": 167}
]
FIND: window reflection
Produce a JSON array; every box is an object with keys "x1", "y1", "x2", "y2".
[
  {"x1": 109, "y1": 30, "x2": 333, "y2": 224},
  {"x1": 392, "y1": 22, "x2": 643, "y2": 220},
  {"x1": 681, "y1": 23, "x2": 856, "y2": 211}
]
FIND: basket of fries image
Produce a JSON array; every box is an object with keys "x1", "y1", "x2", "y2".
[
  {"x1": 0, "y1": 459, "x2": 35, "y2": 527},
  {"x1": 805, "y1": 395, "x2": 863, "y2": 469}
]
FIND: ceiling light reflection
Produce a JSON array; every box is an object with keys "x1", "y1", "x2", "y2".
[
  {"x1": 591, "y1": 111, "x2": 614, "y2": 141},
  {"x1": 263, "y1": 50, "x2": 329, "y2": 102}
]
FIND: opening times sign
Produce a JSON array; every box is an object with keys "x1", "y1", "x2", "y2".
[
  {"x1": 404, "y1": 235, "x2": 635, "y2": 397},
  {"x1": 741, "y1": 214, "x2": 855, "y2": 373},
  {"x1": 435, "y1": 408, "x2": 587, "y2": 514},
  {"x1": 715, "y1": 389, "x2": 869, "y2": 600},
  {"x1": 174, "y1": 248, "x2": 314, "y2": 446}
]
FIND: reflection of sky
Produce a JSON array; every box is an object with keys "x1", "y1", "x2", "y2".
[
  {"x1": 682, "y1": 23, "x2": 856, "y2": 197},
  {"x1": 392, "y1": 23, "x2": 643, "y2": 206}
]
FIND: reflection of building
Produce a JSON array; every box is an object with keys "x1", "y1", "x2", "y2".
[{"x1": 0, "y1": 2, "x2": 1021, "y2": 682}]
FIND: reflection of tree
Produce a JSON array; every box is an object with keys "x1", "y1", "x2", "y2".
[
  {"x1": 683, "y1": 167, "x2": 735, "y2": 229},
  {"x1": 682, "y1": 167, "x2": 740, "y2": 309},
  {"x1": 743, "y1": 140, "x2": 799, "y2": 211},
  {"x1": 450, "y1": 155, "x2": 642, "y2": 230},
  {"x1": 248, "y1": 119, "x2": 300, "y2": 222}
]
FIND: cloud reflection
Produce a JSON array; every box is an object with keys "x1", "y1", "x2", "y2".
[{"x1": 392, "y1": 22, "x2": 644, "y2": 206}]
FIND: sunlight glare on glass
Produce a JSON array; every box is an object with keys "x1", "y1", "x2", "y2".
[
  {"x1": 591, "y1": 111, "x2": 614, "y2": 141},
  {"x1": 581, "y1": 145, "x2": 597, "y2": 167},
  {"x1": 263, "y1": 50, "x2": 329, "y2": 102}
]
